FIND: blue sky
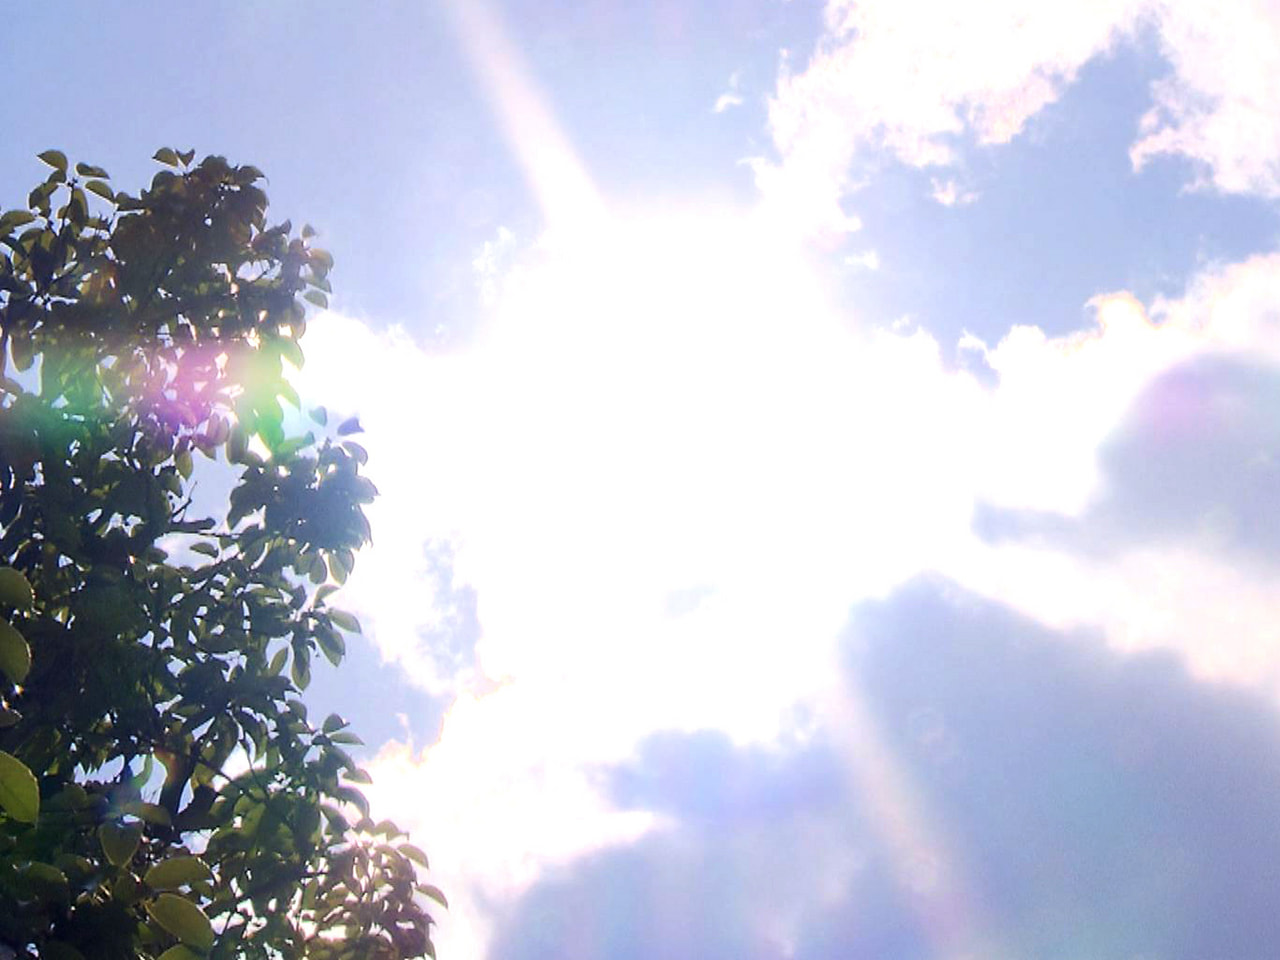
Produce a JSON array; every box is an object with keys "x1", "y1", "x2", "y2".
[{"x1": 8, "y1": 2, "x2": 1280, "y2": 957}]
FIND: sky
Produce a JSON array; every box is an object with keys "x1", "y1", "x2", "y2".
[{"x1": 7, "y1": 1, "x2": 1280, "y2": 957}]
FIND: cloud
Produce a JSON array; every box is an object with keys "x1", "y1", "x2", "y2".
[
  {"x1": 295, "y1": 218, "x2": 1280, "y2": 957},
  {"x1": 929, "y1": 177, "x2": 978, "y2": 207},
  {"x1": 484, "y1": 578, "x2": 1280, "y2": 960},
  {"x1": 290, "y1": 312, "x2": 487, "y2": 695},
  {"x1": 950, "y1": 255, "x2": 1280, "y2": 684},
  {"x1": 976, "y1": 354, "x2": 1280, "y2": 564},
  {"x1": 843, "y1": 249, "x2": 880, "y2": 270},
  {"x1": 758, "y1": 0, "x2": 1280, "y2": 236},
  {"x1": 473, "y1": 226, "x2": 518, "y2": 307},
  {"x1": 1131, "y1": 0, "x2": 1280, "y2": 196},
  {"x1": 714, "y1": 92, "x2": 744, "y2": 114},
  {"x1": 714, "y1": 71, "x2": 745, "y2": 114}
]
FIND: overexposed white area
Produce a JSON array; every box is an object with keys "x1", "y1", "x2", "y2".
[
  {"x1": 289, "y1": 1, "x2": 1280, "y2": 955},
  {"x1": 298, "y1": 239, "x2": 1280, "y2": 958}
]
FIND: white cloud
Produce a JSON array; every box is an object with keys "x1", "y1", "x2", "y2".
[
  {"x1": 714, "y1": 71, "x2": 745, "y2": 113},
  {"x1": 714, "y1": 92, "x2": 744, "y2": 114},
  {"x1": 1132, "y1": 0, "x2": 1280, "y2": 196},
  {"x1": 297, "y1": 213, "x2": 1280, "y2": 957},
  {"x1": 844, "y1": 249, "x2": 881, "y2": 270},
  {"x1": 758, "y1": 0, "x2": 1280, "y2": 236},
  {"x1": 930, "y1": 177, "x2": 978, "y2": 207},
  {"x1": 473, "y1": 225, "x2": 517, "y2": 306}
]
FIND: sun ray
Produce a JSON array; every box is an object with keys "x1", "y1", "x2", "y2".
[
  {"x1": 433, "y1": 4, "x2": 993, "y2": 954},
  {"x1": 441, "y1": 0, "x2": 605, "y2": 234}
]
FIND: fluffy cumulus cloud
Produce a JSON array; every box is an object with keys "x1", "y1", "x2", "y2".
[
  {"x1": 1132, "y1": 0, "x2": 1280, "y2": 196},
  {"x1": 293, "y1": 226, "x2": 1280, "y2": 956},
  {"x1": 758, "y1": 0, "x2": 1280, "y2": 236}
]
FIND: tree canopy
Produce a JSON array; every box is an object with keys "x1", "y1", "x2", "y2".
[{"x1": 0, "y1": 150, "x2": 441, "y2": 959}]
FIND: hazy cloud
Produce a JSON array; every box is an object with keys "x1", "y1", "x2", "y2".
[{"x1": 487, "y1": 578, "x2": 1280, "y2": 959}]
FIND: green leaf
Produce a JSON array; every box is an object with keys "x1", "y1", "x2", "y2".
[
  {"x1": 267, "y1": 645, "x2": 288, "y2": 676},
  {"x1": 329, "y1": 609, "x2": 361, "y2": 633},
  {"x1": 0, "y1": 749, "x2": 39, "y2": 822},
  {"x1": 401, "y1": 843, "x2": 430, "y2": 867},
  {"x1": 0, "y1": 567, "x2": 34, "y2": 608},
  {"x1": 308, "y1": 554, "x2": 327, "y2": 585},
  {"x1": 99, "y1": 820, "x2": 144, "y2": 866},
  {"x1": 147, "y1": 893, "x2": 215, "y2": 950},
  {"x1": 23, "y1": 861, "x2": 69, "y2": 898},
  {"x1": 38, "y1": 149, "x2": 68, "y2": 171},
  {"x1": 316, "y1": 626, "x2": 344, "y2": 667},
  {"x1": 84, "y1": 178, "x2": 116, "y2": 202},
  {"x1": 0, "y1": 209, "x2": 36, "y2": 233},
  {"x1": 303, "y1": 289, "x2": 328, "y2": 309},
  {"x1": 75, "y1": 162, "x2": 110, "y2": 177},
  {"x1": 153, "y1": 147, "x2": 181, "y2": 168},
  {"x1": 344, "y1": 767, "x2": 373, "y2": 786},
  {"x1": 112, "y1": 872, "x2": 143, "y2": 905},
  {"x1": 156, "y1": 947, "x2": 204, "y2": 960},
  {"x1": 328, "y1": 550, "x2": 350, "y2": 585},
  {"x1": 42, "y1": 942, "x2": 85, "y2": 960},
  {"x1": 291, "y1": 643, "x2": 311, "y2": 689},
  {"x1": 337, "y1": 784, "x2": 370, "y2": 818},
  {"x1": 0, "y1": 619, "x2": 31, "y2": 682},
  {"x1": 123, "y1": 800, "x2": 172, "y2": 825},
  {"x1": 145, "y1": 856, "x2": 214, "y2": 891},
  {"x1": 278, "y1": 337, "x2": 304, "y2": 369},
  {"x1": 419, "y1": 883, "x2": 449, "y2": 908}
]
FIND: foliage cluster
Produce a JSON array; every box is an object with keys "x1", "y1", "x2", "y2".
[{"x1": 0, "y1": 150, "x2": 440, "y2": 959}]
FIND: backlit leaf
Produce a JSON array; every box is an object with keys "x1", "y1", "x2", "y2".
[
  {"x1": 145, "y1": 856, "x2": 214, "y2": 891},
  {"x1": 0, "y1": 619, "x2": 31, "y2": 682},
  {"x1": 99, "y1": 821, "x2": 144, "y2": 866},
  {"x1": 0, "y1": 750, "x2": 39, "y2": 822},
  {"x1": 147, "y1": 893, "x2": 214, "y2": 950}
]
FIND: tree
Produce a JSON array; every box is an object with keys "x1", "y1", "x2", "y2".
[{"x1": 0, "y1": 150, "x2": 442, "y2": 959}]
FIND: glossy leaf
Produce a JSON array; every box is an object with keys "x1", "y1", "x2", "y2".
[
  {"x1": 99, "y1": 821, "x2": 144, "y2": 866},
  {"x1": 0, "y1": 567, "x2": 34, "y2": 608},
  {"x1": 0, "y1": 619, "x2": 31, "y2": 682},
  {"x1": 145, "y1": 856, "x2": 214, "y2": 891},
  {"x1": 147, "y1": 893, "x2": 215, "y2": 950},
  {"x1": 0, "y1": 750, "x2": 39, "y2": 822}
]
